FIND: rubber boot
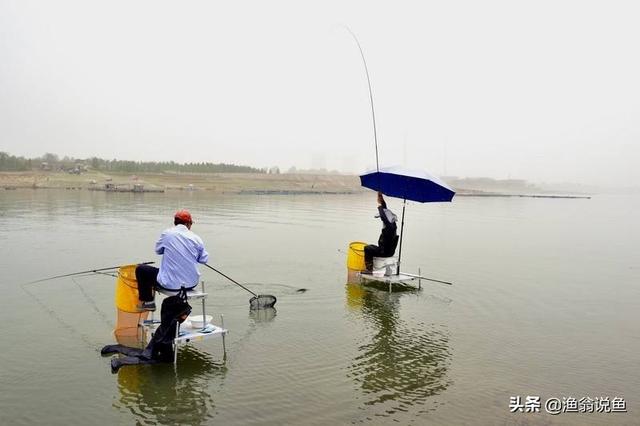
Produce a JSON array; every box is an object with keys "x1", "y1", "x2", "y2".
[
  {"x1": 111, "y1": 358, "x2": 123, "y2": 374},
  {"x1": 364, "y1": 261, "x2": 373, "y2": 273}
]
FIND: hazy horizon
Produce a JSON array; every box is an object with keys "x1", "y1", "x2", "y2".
[{"x1": 1, "y1": 1, "x2": 638, "y2": 187}]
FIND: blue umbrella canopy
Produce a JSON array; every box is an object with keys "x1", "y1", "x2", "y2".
[{"x1": 359, "y1": 166, "x2": 455, "y2": 203}]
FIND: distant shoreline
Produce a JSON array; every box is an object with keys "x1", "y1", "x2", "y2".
[
  {"x1": 455, "y1": 193, "x2": 591, "y2": 199},
  {"x1": 0, "y1": 170, "x2": 592, "y2": 199},
  {"x1": 235, "y1": 190, "x2": 591, "y2": 199}
]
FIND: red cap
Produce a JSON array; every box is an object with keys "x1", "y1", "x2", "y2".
[{"x1": 174, "y1": 209, "x2": 193, "y2": 223}]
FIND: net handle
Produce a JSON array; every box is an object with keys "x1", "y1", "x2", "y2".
[{"x1": 203, "y1": 264, "x2": 257, "y2": 297}]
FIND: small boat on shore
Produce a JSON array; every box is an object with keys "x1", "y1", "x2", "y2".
[{"x1": 88, "y1": 183, "x2": 164, "y2": 193}]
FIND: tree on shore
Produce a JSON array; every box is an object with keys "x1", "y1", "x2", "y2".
[
  {"x1": 0, "y1": 152, "x2": 265, "y2": 174},
  {"x1": 0, "y1": 152, "x2": 30, "y2": 171}
]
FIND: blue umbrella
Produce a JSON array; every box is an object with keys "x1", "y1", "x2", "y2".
[
  {"x1": 359, "y1": 165, "x2": 455, "y2": 274},
  {"x1": 360, "y1": 165, "x2": 455, "y2": 203}
]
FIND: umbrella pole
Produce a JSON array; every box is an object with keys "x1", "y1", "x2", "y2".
[{"x1": 396, "y1": 199, "x2": 406, "y2": 275}]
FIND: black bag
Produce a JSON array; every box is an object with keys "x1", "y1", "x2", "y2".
[{"x1": 141, "y1": 289, "x2": 192, "y2": 362}]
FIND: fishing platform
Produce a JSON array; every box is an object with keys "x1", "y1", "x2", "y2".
[
  {"x1": 347, "y1": 245, "x2": 451, "y2": 291},
  {"x1": 356, "y1": 257, "x2": 426, "y2": 291},
  {"x1": 141, "y1": 283, "x2": 228, "y2": 364},
  {"x1": 114, "y1": 265, "x2": 228, "y2": 365}
]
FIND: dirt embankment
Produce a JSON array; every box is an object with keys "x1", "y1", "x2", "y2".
[{"x1": 0, "y1": 170, "x2": 365, "y2": 194}]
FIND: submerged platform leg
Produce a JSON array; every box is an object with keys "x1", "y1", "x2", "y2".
[
  {"x1": 174, "y1": 321, "x2": 179, "y2": 365},
  {"x1": 201, "y1": 281, "x2": 207, "y2": 332},
  {"x1": 221, "y1": 314, "x2": 227, "y2": 362}
]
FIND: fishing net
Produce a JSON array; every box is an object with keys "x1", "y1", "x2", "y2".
[{"x1": 250, "y1": 295, "x2": 277, "y2": 310}]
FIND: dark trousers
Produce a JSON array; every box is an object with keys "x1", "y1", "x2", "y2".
[
  {"x1": 136, "y1": 264, "x2": 160, "y2": 302},
  {"x1": 364, "y1": 244, "x2": 385, "y2": 271},
  {"x1": 101, "y1": 344, "x2": 160, "y2": 373}
]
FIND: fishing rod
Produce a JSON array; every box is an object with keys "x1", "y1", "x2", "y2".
[
  {"x1": 345, "y1": 26, "x2": 379, "y2": 172},
  {"x1": 24, "y1": 261, "x2": 155, "y2": 285},
  {"x1": 402, "y1": 273, "x2": 453, "y2": 286}
]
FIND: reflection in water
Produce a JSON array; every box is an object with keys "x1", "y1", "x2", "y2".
[
  {"x1": 114, "y1": 346, "x2": 226, "y2": 426},
  {"x1": 346, "y1": 283, "x2": 451, "y2": 418},
  {"x1": 249, "y1": 307, "x2": 277, "y2": 323}
]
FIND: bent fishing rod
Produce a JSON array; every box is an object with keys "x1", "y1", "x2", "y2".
[{"x1": 345, "y1": 26, "x2": 379, "y2": 173}]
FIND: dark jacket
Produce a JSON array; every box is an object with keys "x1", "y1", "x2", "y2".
[{"x1": 377, "y1": 203, "x2": 398, "y2": 256}]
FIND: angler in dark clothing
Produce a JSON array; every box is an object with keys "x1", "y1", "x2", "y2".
[
  {"x1": 364, "y1": 192, "x2": 399, "y2": 272},
  {"x1": 102, "y1": 292, "x2": 192, "y2": 373}
]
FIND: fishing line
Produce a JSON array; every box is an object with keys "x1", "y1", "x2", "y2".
[
  {"x1": 20, "y1": 283, "x2": 101, "y2": 352},
  {"x1": 72, "y1": 277, "x2": 115, "y2": 330}
]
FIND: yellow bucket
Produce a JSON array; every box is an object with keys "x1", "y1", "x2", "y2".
[
  {"x1": 347, "y1": 241, "x2": 367, "y2": 271},
  {"x1": 114, "y1": 264, "x2": 142, "y2": 313}
]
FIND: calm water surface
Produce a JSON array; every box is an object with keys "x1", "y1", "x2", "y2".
[{"x1": 0, "y1": 190, "x2": 638, "y2": 425}]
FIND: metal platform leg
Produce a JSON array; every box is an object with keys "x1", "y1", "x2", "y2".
[
  {"x1": 418, "y1": 267, "x2": 422, "y2": 290},
  {"x1": 201, "y1": 281, "x2": 207, "y2": 331},
  {"x1": 173, "y1": 321, "x2": 180, "y2": 365},
  {"x1": 221, "y1": 314, "x2": 227, "y2": 361}
]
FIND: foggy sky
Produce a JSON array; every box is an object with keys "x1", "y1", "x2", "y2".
[{"x1": 1, "y1": 0, "x2": 638, "y2": 186}]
